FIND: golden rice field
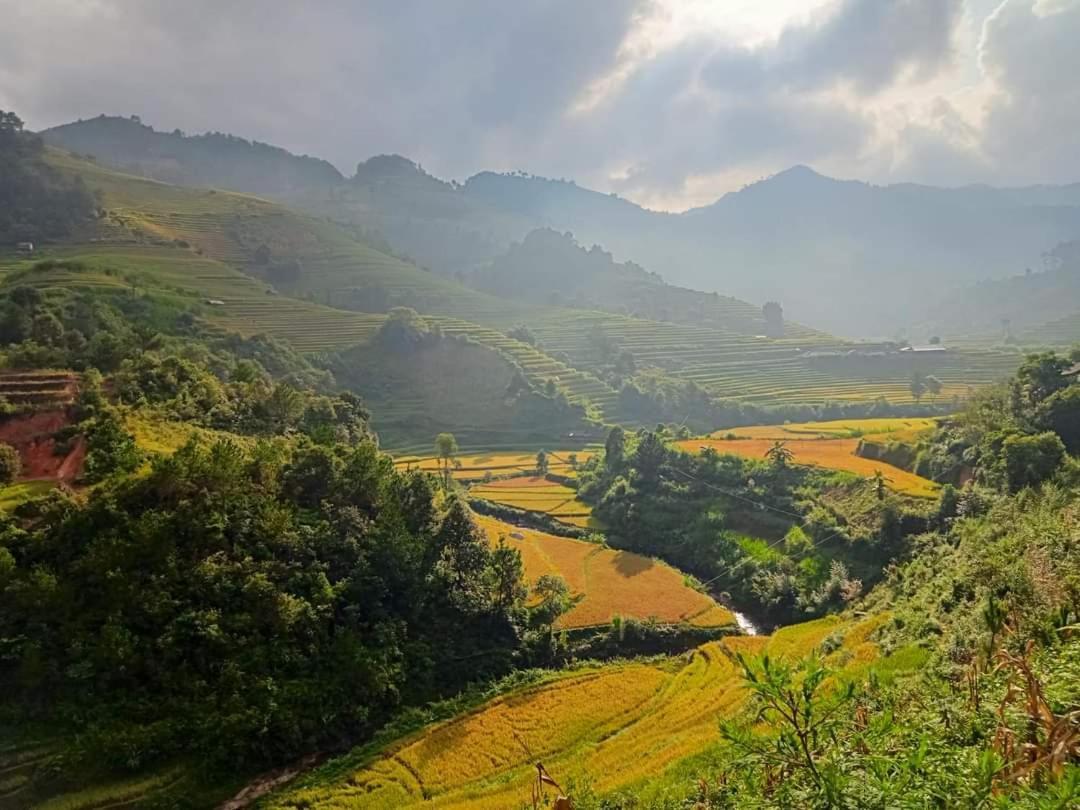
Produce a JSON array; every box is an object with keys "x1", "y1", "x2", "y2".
[
  {"x1": 475, "y1": 515, "x2": 733, "y2": 630},
  {"x1": 468, "y1": 476, "x2": 596, "y2": 528},
  {"x1": 677, "y1": 418, "x2": 940, "y2": 498},
  {"x1": 716, "y1": 417, "x2": 938, "y2": 442},
  {"x1": 266, "y1": 614, "x2": 903, "y2": 810},
  {"x1": 393, "y1": 449, "x2": 595, "y2": 482}
]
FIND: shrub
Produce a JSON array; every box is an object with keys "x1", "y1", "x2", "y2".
[{"x1": 0, "y1": 442, "x2": 21, "y2": 484}]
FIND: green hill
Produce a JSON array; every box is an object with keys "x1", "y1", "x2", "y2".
[{"x1": 0, "y1": 148, "x2": 1024, "y2": 441}]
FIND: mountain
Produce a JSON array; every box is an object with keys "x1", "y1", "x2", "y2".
[
  {"x1": 918, "y1": 240, "x2": 1080, "y2": 345},
  {"x1": 470, "y1": 228, "x2": 815, "y2": 338},
  {"x1": 42, "y1": 114, "x2": 342, "y2": 195},
  {"x1": 43, "y1": 116, "x2": 1080, "y2": 337}
]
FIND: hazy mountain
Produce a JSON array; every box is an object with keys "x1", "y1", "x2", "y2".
[
  {"x1": 918, "y1": 240, "x2": 1080, "y2": 344},
  {"x1": 43, "y1": 116, "x2": 1080, "y2": 337},
  {"x1": 470, "y1": 228, "x2": 808, "y2": 338},
  {"x1": 42, "y1": 114, "x2": 342, "y2": 195}
]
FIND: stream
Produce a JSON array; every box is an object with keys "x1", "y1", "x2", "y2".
[{"x1": 731, "y1": 609, "x2": 760, "y2": 636}]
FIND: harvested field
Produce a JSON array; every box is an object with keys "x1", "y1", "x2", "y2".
[{"x1": 476, "y1": 515, "x2": 734, "y2": 630}]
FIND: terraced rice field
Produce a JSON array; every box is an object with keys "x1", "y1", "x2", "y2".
[
  {"x1": 469, "y1": 476, "x2": 595, "y2": 527},
  {"x1": 266, "y1": 615, "x2": 900, "y2": 810},
  {"x1": 677, "y1": 418, "x2": 940, "y2": 497},
  {"x1": 476, "y1": 515, "x2": 733, "y2": 630},
  {"x1": 394, "y1": 449, "x2": 595, "y2": 481},
  {"x1": 523, "y1": 309, "x2": 1019, "y2": 407},
  {"x1": 721, "y1": 418, "x2": 939, "y2": 442}
]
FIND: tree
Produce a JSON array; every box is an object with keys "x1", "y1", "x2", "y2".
[
  {"x1": 1002, "y1": 432, "x2": 1065, "y2": 492},
  {"x1": 925, "y1": 375, "x2": 943, "y2": 403},
  {"x1": 488, "y1": 540, "x2": 526, "y2": 615},
  {"x1": 535, "y1": 449, "x2": 549, "y2": 476},
  {"x1": 909, "y1": 371, "x2": 928, "y2": 403},
  {"x1": 0, "y1": 442, "x2": 20, "y2": 484},
  {"x1": 765, "y1": 440, "x2": 795, "y2": 470},
  {"x1": 762, "y1": 301, "x2": 784, "y2": 338},
  {"x1": 1015, "y1": 352, "x2": 1070, "y2": 410},
  {"x1": 530, "y1": 574, "x2": 571, "y2": 627},
  {"x1": 632, "y1": 431, "x2": 667, "y2": 485},
  {"x1": 1038, "y1": 385, "x2": 1080, "y2": 454},
  {"x1": 265, "y1": 382, "x2": 305, "y2": 430},
  {"x1": 604, "y1": 426, "x2": 626, "y2": 471},
  {"x1": 435, "y1": 432, "x2": 459, "y2": 487},
  {"x1": 869, "y1": 469, "x2": 887, "y2": 501}
]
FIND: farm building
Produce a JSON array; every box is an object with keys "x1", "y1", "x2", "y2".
[{"x1": 900, "y1": 345, "x2": 948, "y2": 353}]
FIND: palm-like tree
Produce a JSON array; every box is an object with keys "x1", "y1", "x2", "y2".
[{"x1": 765, "y1": 441, "x2": 795, "y2": 469}]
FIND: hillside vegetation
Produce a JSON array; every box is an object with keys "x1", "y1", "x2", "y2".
[
  {"x1": 43, "y1": 115, "x2": 1080, "y2": 341},
  {"x1": 0, "y1": 146, "x2": 1024, "y2": 446}
]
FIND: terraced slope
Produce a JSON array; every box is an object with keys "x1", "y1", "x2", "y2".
[
  {"x1": 0, "y1": 249, "x2": 618, "y2": 420},
  {"x1": 476, "y1": 515, "x2": 733, "y2": 629},
  {"x1": 1021, "y1": 310, "x2": 1080, "y2": 347},
  {"x1": 470, "y1": 476, "x2": 595, "y2": 528},
  {"x1": 31, "y1": 150, "x2": 1021, "y2": 412},
  {"x1": 44, "y1": 150, "x2": 526, "y2": 325},
  {"x1": 524, "y1": 309, "x2": 1020, "y2": 405},
  {"x1": 266, "y1": 614, "x2": 898, "y2": 810},
  {"x1": 394, "y1": 449, "x2": 596, "y2": 480}
]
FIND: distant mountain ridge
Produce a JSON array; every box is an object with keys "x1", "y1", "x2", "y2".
[
  {"x1": 43, "y1": 114, "x2": 342, "y2": 195},
  {"x1": 42, "y1": 115, "x2": 1080, "y2": 337}
]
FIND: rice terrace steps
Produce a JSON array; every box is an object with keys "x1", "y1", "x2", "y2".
[{"x1": 263, "y1": 614, "x2": 908, "y2": 810}]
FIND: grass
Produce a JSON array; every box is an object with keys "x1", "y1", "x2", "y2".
[
  {"x1": 264, "y1": 614, "x2": 910, "y2": 809},
  {"x1": 677, "y1": 418, "x2": 940, "y2": 498},
  {"x1": 476, "y1": 515, "x2": 734, "y2": 630},
  {"x1": 469, "y1": 476, "x2": 595, "y2": 526},
  {"x1": 0, "y1": 480, "x2": 57, "y2": 512}
]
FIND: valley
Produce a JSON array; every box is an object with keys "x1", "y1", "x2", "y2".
[{"x1": 0, "y1": 101, "x2": 1077, "y2": 810}]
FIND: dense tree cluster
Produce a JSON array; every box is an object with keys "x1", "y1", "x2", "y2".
[
  {"x1": 913, "y1": 350, "x2": 1080, "y2": 491},
  {"x1": 0, "y1": 110, "x2": 96, "y2": 243},
  {"x1": 0, "y1": 438, "x2": 527, "y2": 770},
  {"x1": 577, "y1": 428, "x2": 903, "y2": 626}
]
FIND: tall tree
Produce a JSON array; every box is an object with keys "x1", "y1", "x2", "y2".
[
  {"x1": 435, "y1": 432, "x2": 459, "y2": 487},
  {"x1": 604, "y1": 426, "x2": 625, "y2": 471},
  {"x1": 909, "y1": 371, "x2": 928, "y2": 404}
]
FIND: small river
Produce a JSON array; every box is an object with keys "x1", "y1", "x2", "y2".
[{"x1": 731, "y1": 609, "x2": 760, "y2": 636}]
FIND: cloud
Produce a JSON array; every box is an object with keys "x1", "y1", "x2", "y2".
[
  {"x1": 978, "y1": 0, "x2": 1080, "y2": 184},
  {"x1": 0, "y1": 0, "x2": 1076, "y2": 208},
  {"x1": 0, "y1": 0, "x2": 645, "y2": 177}
]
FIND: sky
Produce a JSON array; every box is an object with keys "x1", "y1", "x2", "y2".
[{"x1": 1, "y1": 0, "x2": 1078, "y2": 211}]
